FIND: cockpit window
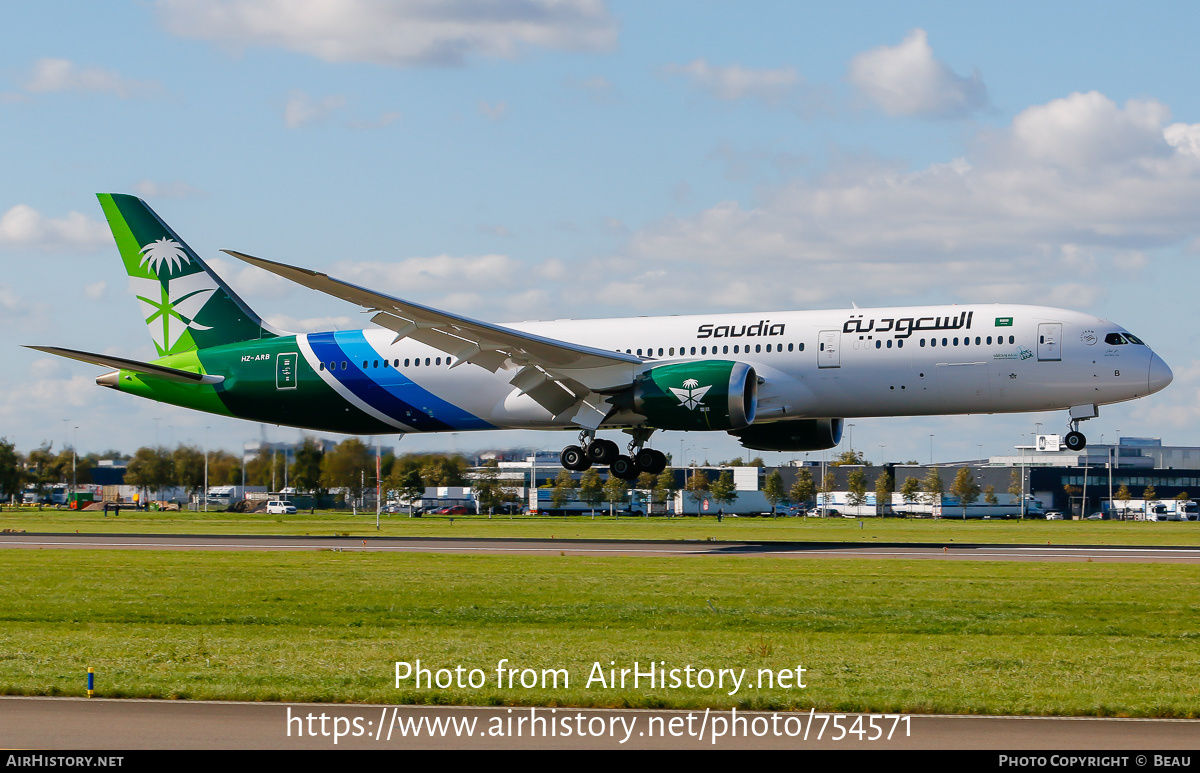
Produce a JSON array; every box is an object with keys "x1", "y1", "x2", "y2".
[
  {"x1": 1105, "y1": 333, "x2": 1128, "y2": 345},
  {"x1": 1124, "y1": 333, "x2": 1145, "y2": 345}
]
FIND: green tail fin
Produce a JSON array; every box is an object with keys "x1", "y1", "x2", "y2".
[{"x1": 97, "y1": 193, "x2": 278, "y2": 357}]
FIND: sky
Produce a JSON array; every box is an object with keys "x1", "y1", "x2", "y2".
[{"x1": 4, "y1": 0, "x2": 1200, "y2": 466}]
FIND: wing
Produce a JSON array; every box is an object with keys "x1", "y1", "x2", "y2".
[{"x1": 223, "y1": 250, "x2": 643, "y2": 428}]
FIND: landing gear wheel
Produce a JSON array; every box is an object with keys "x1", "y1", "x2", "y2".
[
  {"x1": 610, "y1": 455, "x2": 638, "y2": 481},
  {"x1": 635, "y1": 448, "x2": 667, "y2": 475},
  {"x1": 560, "y1": 445, "x2": 591, "y2": 471},
  {"x1": 1064, "y1": 431, "x2": 1087, "y2": 451},
  {"x1": 586, "y1": 439, "x2": 619, "y2": 465}
]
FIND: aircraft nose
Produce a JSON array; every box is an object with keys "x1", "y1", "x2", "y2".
[{"x1": 1148, "y1": 352, "x2": 1173, "y2": 394}]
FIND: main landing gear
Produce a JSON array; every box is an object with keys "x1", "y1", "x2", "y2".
[{"x1": 560, "y1": 429, "x2": 667, "y2": 481}]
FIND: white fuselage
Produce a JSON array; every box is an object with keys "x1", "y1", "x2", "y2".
[{"x1": 294, "y1": 303, "x2": 1172, "y2": 434}]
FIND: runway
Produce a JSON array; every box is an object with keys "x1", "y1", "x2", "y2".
[
  {"x1": 2, "y1": 696, "x2": 1197, "y2": 750},
  {"x1": 1, "y1": 532, "x2": 1199, "y2": 562}
]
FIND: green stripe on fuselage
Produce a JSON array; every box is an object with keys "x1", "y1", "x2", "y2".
[{"x1": 116, "y1": 338, "x2": 395, "y2": 434}]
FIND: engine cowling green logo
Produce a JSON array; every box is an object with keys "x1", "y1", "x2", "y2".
[{"x1": 670, "y1": 378, "x2": 711, "y2": 410}]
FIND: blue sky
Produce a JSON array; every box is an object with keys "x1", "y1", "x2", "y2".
[{"x1": 4, "y1": 0, "x2": 1200, "y2": 465}]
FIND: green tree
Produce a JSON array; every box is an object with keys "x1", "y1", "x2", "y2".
[
  {"x1": 291, "y1": 438, "x2": 325, "y2": 512},
  {"x1": 172, "y1": 445, "x2": 206, "y2": 501},
  {"x1": 922, "y1": 467, "x2": 944, "y2": 513},
  {"x1": 25, "y1": 443, "x2": 61, "y2": 502},
  {"x1": 320, "y1": 438, "x2": 373, "y2": 508},
  {"x1": 710, "y1": 469, "x2": 738, "y2": 513},
  {"x1": 763, "y1": 470, "x2": 786, "y2": 516},
  {"x1": 789, "y1": 468, "x2": 815, "y2": 509},
  {"x1": 472, "y1": 460, "x2": 516, "y2": 516},
  {"x1": 684, "y1": 468, "x2": 710, "y2": 516},
  {"x1": 603, "y1": 474, "x2": 629, "y2": 517},
  {"x1": 1143, "y1": 485, "x2": 1157, "y2": 503},
  {"x1": 832, "y1": 450, "x2": 870, "y2": 466},
  {"x1": 984, "y1": 484, "x2": 998, "y2": 506},
  {"x1": 420, "y1": 455, "x2": 470, "y2": 486},
  {"x1": 874, "y1": 471, "x2": 894, "y2": 516},
  {"x1": 819, "y1": 471, "x2": 836, "y2": 511},
  {"x1": 124, "y1": 446, "x2": 174, "y2": 502},
  {"x1": 949, "y1": 467, "x2": 981, "y2": 519},
  {"x1": 578, "y1": 469, "x2": 605, "y2": 518},
  {"x1": 900, "y1": 475, "x2": 921, "y2": 509},
  {"x1": 846, "y1": 467, "x2": 868, "y2": 508},
  {"x1": 0, "y1": 438, "x2": 24, "y2": 505},
  {"x1": 653, "y1": 468, "x2": 676, "y2": 516},
  {"x1": 1115, "y1": 484, "x2": 1132, "y2": 519},
  {"x1": 207, "y1": 450, "x2": 241, "y2": 486},
  {"x1": 550, "y1": 469, "x2": 577, "y2": 510}
]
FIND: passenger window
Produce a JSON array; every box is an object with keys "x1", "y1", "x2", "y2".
[
  {"x1": 723, "y1": 345, "x2": 729, "y2": 354},
  {"x1": 875, "y1": 340, "x2": 881, "y2": 349},
  {"x1": 341, "y1": 361, "x2": 347, "y2": 370},
  {"x1": 799, "y1": 343, "x2": 804, "y2": 351},
  {"x1": 669, "y1": 348, "x2": 675, "y2": 356},
  {"x1": 404, "y1": 359, "x2": 410, "y2": 367},
  {"x1": 436, "y1": 357, "x2": 442, "y2": 366},
  {"x1": 897, "y1": 340, "x2": 903, "y2": 349},
  {"x1": 425, "y1": 358, "x2": 431, "y2": 366},
  {"x1": 1009, "y1": 336, "x2": 1015, "y2": 344},
  {"x1": 755, "y1": 344, "x2": 761, "y2": 353},
  {"x1": 886, "y1": 340, "x2": 892, "y2": 349},
  {"x1": 691, "y1": 347, "x2": 696, "y2": 355},
  {"x1": 788, "y1": 343, "x2": 794, "y2": 352}
]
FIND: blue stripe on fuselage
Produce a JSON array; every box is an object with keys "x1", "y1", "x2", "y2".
[{"x1": 308, "y1": 331, "x2": 495, "y2": 431}]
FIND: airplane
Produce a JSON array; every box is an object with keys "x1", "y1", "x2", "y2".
[{"x1": 29, "y1": 194, "x2": 1173, "y2": 479}]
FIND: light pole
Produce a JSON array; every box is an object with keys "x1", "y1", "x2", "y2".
[
  {"x1": 847, "y1": 423, "x2": 855, "y2": 456},
  {"x1": 929, "y1": 434, "x2": 934, "y2": 465},
  {"x1": 203, "y1": 426, "x2": 210, "y2": 513}
]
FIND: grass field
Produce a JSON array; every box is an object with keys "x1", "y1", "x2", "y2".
[
  {"x1": 1, "y1": 549, "x2": 1198, "y2": 716},
  {"x1": 3, "y1": 506, "x2": 1200, "y2": 546}
]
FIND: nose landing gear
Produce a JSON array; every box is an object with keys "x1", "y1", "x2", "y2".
[{"x1": 1063, "y1": 404, "x2": 1098, "y2": 452}]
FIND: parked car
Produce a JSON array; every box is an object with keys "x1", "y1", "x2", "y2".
[
  {"x1": 1044, "y1": 510, "x2": 1064, "y2": 520},
  {"x1": 807, "y1": 507, "x2": 840, "y2": 517},
  {"x1": 438, "y1": 505, "x2": 469, "y2": 515},
  {"x1": 265, "y1": 500, "x2": 297, "y2": 515}
]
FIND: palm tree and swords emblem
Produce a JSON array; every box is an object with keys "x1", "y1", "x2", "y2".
[
  {"x1": 134, "y1": 238, "x2": 217, "y2": 355},
  {"x1": 670, "y1": 378, "x2": 711, "y2": 410}
]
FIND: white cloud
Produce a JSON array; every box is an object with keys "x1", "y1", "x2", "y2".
[
  {"x1": 331, "y1": 254, "x2": 523, "y2": 294},
  {"x1": 83, "y1": 281, "x2": 107, "y2": 300},
  {"x1": 24, "y1": 58, "x2": 161, "y2": 98},
  {"x1": 847, "y1": 28, "x2": 986, "y2": 118},
  {"x1": 0, "y1": 204, "x2": 110, "y2": 252},
  {"x1": 263, "y1": 314, "x2": 354, "y2": 332},
  {"x1": 478, "y1": 100, "x2": 509, "y2": 120},
  {"x1": 156, "y1": 0, "x2": 618, "y2": 67},
  {"x1": 611, "y1": 91, "x2": 1200, "y2": 310},
  {"x1": 564, "y1": 75, "x2": 615, "y2": 105},
  {"x1": 665, "y1": 59, "x2": 799, "y2": 104},
  {"x1": 284, "y1": 90, "x2": 346, "y2": 128},
  {"x1": 133, "y1": 180, "x2": 206, "y2": 199}
]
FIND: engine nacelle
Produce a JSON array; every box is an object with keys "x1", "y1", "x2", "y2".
[
  {"x1": 729, "y1": 418, "x2": 844, "y2": 452},
  {"x1": 633, "y1": 360, "x2": 758, "y2": 431}
]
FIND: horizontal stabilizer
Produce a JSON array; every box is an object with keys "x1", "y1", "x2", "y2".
[{"x1": 25, "y1": 346, "x2": 224, "y2": 385}]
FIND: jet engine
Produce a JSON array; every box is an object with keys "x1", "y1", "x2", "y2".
[
  {"x1": 631, "y1": 360, "x2": 757, "y2": 431},
  {"x1": 729, "y1": 418, "x2": 843, "y2": 452}
]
